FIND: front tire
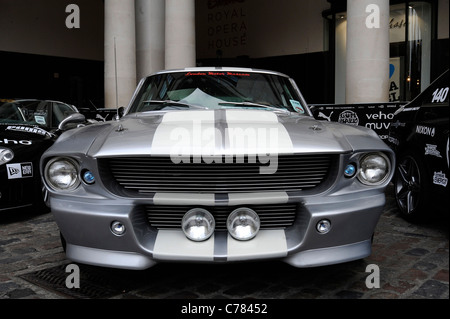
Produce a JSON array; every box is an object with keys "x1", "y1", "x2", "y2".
[{"x1": 394, "y1": 152, "x2": 430, "y2": 222}]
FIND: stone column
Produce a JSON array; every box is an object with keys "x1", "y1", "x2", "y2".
[
  {"x1": 136, "y1": 0, "x2": 165, "y2": 81},
  {"x1": 346, "y1": 0, "x2": 389, "y2": 103},
  {"x1": 165, "y1": 0, "x2": 196, "y2": 69},
  {"x1": 104, "y1": 0, "x2": 136, "y2": 109}
]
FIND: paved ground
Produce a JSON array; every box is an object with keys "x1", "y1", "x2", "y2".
[{"x1": 1, "y1": 184, "x2": 448, "y2": 305}]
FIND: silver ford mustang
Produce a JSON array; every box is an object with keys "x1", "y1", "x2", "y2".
[{"x1": 41, "y1": 68, "x2": 395, "y2": 270}]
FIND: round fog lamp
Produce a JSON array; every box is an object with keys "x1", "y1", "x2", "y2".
[
  {"x1": 111, "y1": 221, "x2": 126, "y2": 236},
  {"x1": 82, "y1": 170, "x2": 96, "y2": 184},
  {"x1": 344, "y1": 163, "x2": 356, "y2": 177},
  {"x1": 227, "y1": 208, "x2": 260, "y2": 241},
  {"x1": 182, "y1": 208, "x2": 215, "y2": 242},
  {"x1": 316, "y1": 219, "x2": 331, "y2": 234}
]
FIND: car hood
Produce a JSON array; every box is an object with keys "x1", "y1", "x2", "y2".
[
  {"x1": 51, "y1": 109, "x2": 388, "y2": 157},
  {"x1": 0, "y1": 124, "x2": 54, "y2": 154}
]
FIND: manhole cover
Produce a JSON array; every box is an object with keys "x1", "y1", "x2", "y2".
[{"x1": 20, "y1": 263, "x2": 145, "y2": 299}]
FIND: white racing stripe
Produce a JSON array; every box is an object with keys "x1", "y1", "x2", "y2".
[
  {"x1": 227, "y1": 229, "x2": 288, "y2": 261},
  {"x1": 225, "y1": 109, "x2": 294, "y2": 155},
  {"x1": 153, "y1": 230, "x2": 215, "y2": 261},
  {"x1": 151, "y1": 110, "x2": 217, "y2": 156},
  {"x1": 153, "y1": 193, "x2": 215, "y2": 206},
  {"x1": 228, "y1": 192, "x2": 289, "y2": 206},
  {"x1": 150, "y1": 109, "x2": 295, "y2": 157},
  {"x1": 152, "y1": 229, "x2": 288, "y2": 262},
  {"x1": 154, "y1": 192, "x2": 289, "y2": 206}
]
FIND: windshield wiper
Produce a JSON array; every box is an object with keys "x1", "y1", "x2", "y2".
[
  {"x1": 143, "y1": 100, "x2": 207, "y2": 109},
  {"x1": 218, "y1": 101, "x2": 291, "y2": 114}
]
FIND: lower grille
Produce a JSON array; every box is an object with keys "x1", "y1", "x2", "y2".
[{"x1": 145, "y1": 203, "x2": 298, "y2": 231}]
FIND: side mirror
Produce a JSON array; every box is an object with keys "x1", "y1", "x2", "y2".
[{"x1": 58, "y1": 113, "x2": 86, "y2": 131}]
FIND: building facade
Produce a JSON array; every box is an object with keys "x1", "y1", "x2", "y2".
[{"x1": 0, "y1": 0, "x2": 448, "y2": 109}]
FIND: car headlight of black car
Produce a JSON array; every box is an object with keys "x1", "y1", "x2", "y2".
[
  {"x1": 357, "y1": 152, "x2": 391, "y2": 186},
  {"x1": 44, "y1": 157, "x2": 80, "y2": 191},
  {"x1": 0, "y1": 147, "x2": 14, "y2": 165}
]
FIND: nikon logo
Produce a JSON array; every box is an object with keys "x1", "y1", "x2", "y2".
[{"x1": 416, "y1": 125, "x2": 435, "y2": 137}]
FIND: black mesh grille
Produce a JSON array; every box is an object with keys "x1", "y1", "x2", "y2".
[
  {"x1": 100, "y1": 154, "x2": 335, "y2": 195},
  {"x1": 145, "y1": 203, "x2": 299, "y2": 230}
]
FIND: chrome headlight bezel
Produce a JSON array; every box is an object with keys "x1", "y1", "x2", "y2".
[
  {"x1": 0, "y1": 148, "x2": 14, "y2": 165},
  {"x1": 357, "y1": 152, "x2": 392, "y2": 186},
  {"x1": 44, "y1": 157, "x2": 81, "y2": 191}
]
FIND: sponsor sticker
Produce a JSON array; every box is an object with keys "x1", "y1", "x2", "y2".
[
  {"x1": 416, "y1": 125, "x2": 435, "y2": 137},
  {"x1": 317, "y1": 111, "x2": 333, "y2": 122},
  {"x1": 433, "y1": 171, "x2": 448, "y2": 187},
  {"x1": 34, "y1": 116, "x2": 46, "y2": 125},
  {"x1": 387, "y1": 136, "x2": 399, "y2": 146},
  {"x1": 6, "y1": 163, "x2": 33, "y2": 179},
  {"x1": 5, "y1": 125, "x2": 51, "y2": 137},
  {"x1": 424, "y1": 144, "x2": 442, "y2": 158},
  {"x1": 0, "y1": 138, "x2": 32, "y2": 146},
  {"x1": 431, "y1": 87, "x2": 449, "y2": 103},
  {"x1": 290, "y1": 100, "x2": 304, "y2": 114},
  {"x1": 390, "y1": 120, "x2": 406, "y2": 128},
  {"x1": 338, "y1": 110, "x2": 359, "y2": 126}
]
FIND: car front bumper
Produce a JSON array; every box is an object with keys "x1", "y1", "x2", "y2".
[{"x1": 51, "y1": 190, "x2": 385, "y2": 270}]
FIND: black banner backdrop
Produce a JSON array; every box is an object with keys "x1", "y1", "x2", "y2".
[{"x1": 310, "y1": 103, "x2": 406, "y2": 140}]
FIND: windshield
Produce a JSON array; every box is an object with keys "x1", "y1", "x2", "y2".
[
  {"x1": 0, "y1": 100, "x2": 76, "y2": 129},
  {"x1": 127, "y1": 71, "x2": 309, "y2": 115}
]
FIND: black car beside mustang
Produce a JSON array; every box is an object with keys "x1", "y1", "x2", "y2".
[
  {"x1": 0, "y1": 99, "x2": 85, "y2": 212},
  {"x1": 387, "y1": 70, "x2": 449, "y2": 222}
]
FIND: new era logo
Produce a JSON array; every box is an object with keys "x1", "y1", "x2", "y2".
[{"x1": 6, "y1": 163, "x2": 33, "y2": 179}]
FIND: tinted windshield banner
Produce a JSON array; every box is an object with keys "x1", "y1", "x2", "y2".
[{"x1": 185, "y1": 71, "x2": 250, "y2": 77}]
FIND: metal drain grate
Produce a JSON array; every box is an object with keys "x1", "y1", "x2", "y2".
[{"x1": 20, "y1": 263, "x2": 145, "y2": 299}]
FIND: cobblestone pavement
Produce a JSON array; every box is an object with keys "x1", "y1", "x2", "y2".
[{"x1": 1, "y1": 185, "x2": 448, "y2": 303}]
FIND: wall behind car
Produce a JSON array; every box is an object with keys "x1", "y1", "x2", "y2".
[
  {"x1": 195, "y1": 0, "x2": 334, "y2": 104},
  {"x1": 0, "y1": 0, "x2": 104, "y2": 108},
  {"x1": 1, "y1": 0, "x2": 447, "y2": 108},
  {"x1": 196, "y1": 0, "x2": 329, "y2": 59},
  {"x1": 0, "y1": 0, "x2": 103, "y2": 60},
  {"x1": 0, "y1": 51, "x2": 104, "y2": 108}
]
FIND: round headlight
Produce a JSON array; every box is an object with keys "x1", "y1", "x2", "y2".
[
  {"x1": 227, "y1": 208, "x2": 260, "y2": 241},
  {"x1": 0, "y1": 148, "x2": 14, "y2": 165},
  {"x1": 182, "y1": 208, "x2": 215, "y2": 242},
  {"x1": 358, "y1": 152, "x2": 391, "y2": 185},
  {"x1": 45, "y1": 158, "x2": 80, "y2": 191}
]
